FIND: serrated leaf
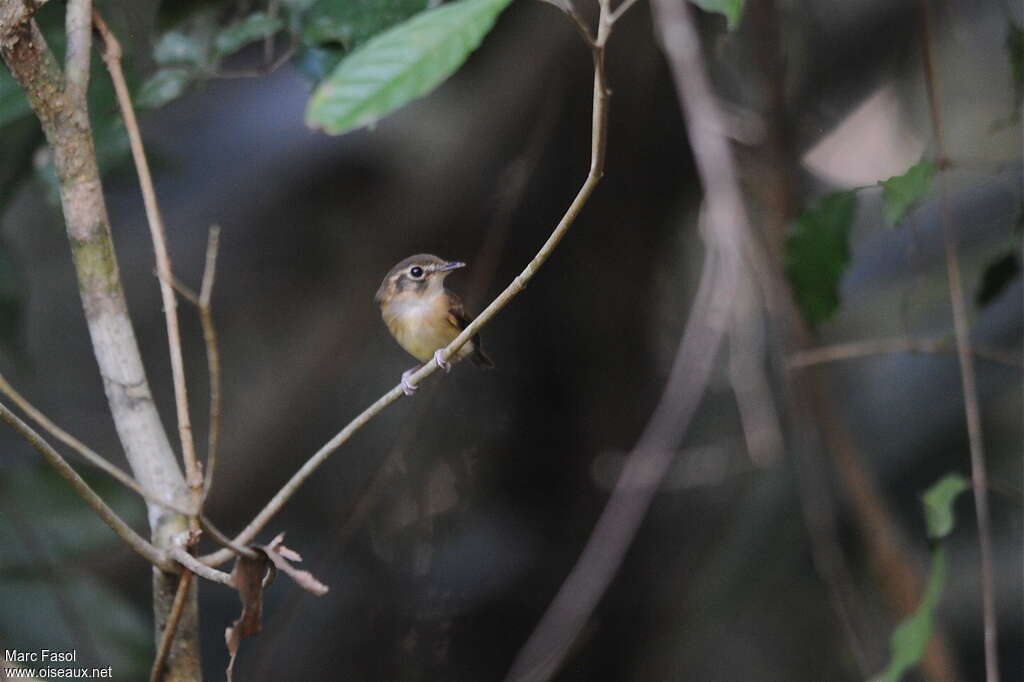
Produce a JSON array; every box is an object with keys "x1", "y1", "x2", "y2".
[
  {"x1": 976, "y1": 251, "x2": 1020, "y2": 307},
  {"x1": 304, "y1": 0, "x2": 429, "y2": 51},
  {"x1": 135, "y1": 68, "x2": 194, "y2": 109},
  {"x1": 214, "y1": 12, "x2": 284, "y2": 58},
  {"x1": 784, "y1": 191, "x2": 857, "y2": 326},
  {"x1": 689, "y1": 0, "x2": 745, "y2": 30},
  {"x1": 306, "y1": 0, "x2": 513, "y2": 135},
  {"x1": 921, "y1": 473, "x2": 969, "y2": 541},
  {"x1": 154, "y1": 30, "x2": 208, "y2": 66},
  {"x1": 880, "y1": 159, "x2": 936, "y2": 226}
]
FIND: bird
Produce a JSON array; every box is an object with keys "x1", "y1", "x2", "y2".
[{"x1": 375, "y1": 254, "x2": 493, "y2": 395}]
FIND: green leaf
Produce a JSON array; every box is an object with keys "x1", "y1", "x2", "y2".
[
  {"x1": 303, "y1": 0, "x2": 429, "y2": 51},
  {"x1": 135, "y1": 68, "x2": 194, "y2": 109},
  {"x1": 880, "y1": 159, "x2": 936, "y2": 226},
  {"x1": 689, "y1": 0, "x2": 745, "y2": 30},
  {"x1": 214, "y1": 12, "x2": 284, "y2": 58},
  {"x1": 154, "y1": 30, "x2": 208, "y2": 66},
  {"x1": 870, "y1": 474, "x2": 969, "y2": 682},
  {"x1": 870, "y1": 547, "x2": 948, "y2": 682},
  {"x1": 306, "y1": 0, "x2": 513, "y2": 135},
  {"x1": 921, "y1": 473, "x2": 969, "y2": 541},
  {"x1": 784, "y1": 191, "x2": 857, "y2": 326}
]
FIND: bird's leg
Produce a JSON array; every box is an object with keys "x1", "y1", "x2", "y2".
[
  {"x1": 434, "y1": 349, "x2": 452, "y2": 373},
  {"x1": 401, "y1": 367, "x2": 419, "y2": 396}
]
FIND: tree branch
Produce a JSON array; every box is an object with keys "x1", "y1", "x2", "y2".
[
  {"x1": 1, "y1": 6, "x2": 198, "y2": 679},
  {"x1": 150, "y1": 571, "x2": 193, "y2": 682},
  {"x1": 503, "y1": 0, "x2": 756, "y2": 678},
  {"x1": 920, "y1": 3, "x2": 1000, "y2": 680},
  {"x1": 93, "y1": 10, "x2": 203, "y2": 503},
  {"x1": 201, "y1": 0, "x2": 621, "y2": 569},
  {"x1": 788, "y1": 336, "x2": 1023, "y2": 369},
  {"x1": 0, "y1": 400, "x2": 170, "y2": 569},
  {"x1": 0, "y1": 370, "x2": 195, "y2": 515}
]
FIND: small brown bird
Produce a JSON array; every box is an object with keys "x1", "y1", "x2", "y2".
[{"x1": 375, "y1": 254, "x2": 493, "y2": 395}]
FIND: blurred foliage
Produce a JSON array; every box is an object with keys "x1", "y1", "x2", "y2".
[
  {"x1": 784, "y1": 191, "x2": 857, "y2": 326},
  {"x1": 976, "y1": 250, "x2": 1020, "y2": 307},
  {"x1": 0, "y1": 465, "x2": 150, "y2": 677},
  {"x1": 306, "y1": 0, "x2": 514, "y2": 135},
  {"x1": 880, "y1": 159, "x2": 935, "y2": 227},
  {"x1": 690, "y1": 0, "x2": 745, "y2": 30},
  {"x1": 871, "y1": 474, "x2": 969, "y2": 682}
]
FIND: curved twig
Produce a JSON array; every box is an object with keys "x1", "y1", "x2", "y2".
[
  {"x1": 201, "y1": 0, "x2": 620, "y2": 568},
  {"x1": 0, "y1": 401, "x2": 170, "y2": 570}
]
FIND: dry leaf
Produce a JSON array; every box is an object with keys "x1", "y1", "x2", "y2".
[
  {"x1": 259, "y1": 533, "x2": 330, "y2": 596},
  {"x1": 224, "y1": 552, "x2": 269, "y2": 681}
]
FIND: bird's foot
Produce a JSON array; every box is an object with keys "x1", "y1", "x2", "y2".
[
  {"x1": 401, "y1": 368, "x2": 419, "y2": 396},
  {"x1": 434, "y1": 349, "x2": 452, "y2": 373}
]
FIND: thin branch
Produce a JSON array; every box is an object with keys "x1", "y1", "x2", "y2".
[
  {"x1": 504, "y1": 0, "x2": 753, "y2": 677},
  {"x1": 0, "y1": 400, "x2": 170, "y2": 569},
  {"x1": 920, "y1": 3, "x2": 1000, "y2": 680},
  {"x1": 0, "y1": 367, "x2": 250, "y2": 560},
  {"x1": 94, "y1": 11, "x2": 202, "y2": 500},
  {"x1": 200, "y1": 0, "x2": 630, "y2": 570},
  {"x1": 201, "y1": 515, "x2": 259, "y2": 559},
  {"x1": 63, "y1": 0, "x2": 91, "y2": 105},
  {"x1": 0, "y1": 370, "x2": 196, "y2": 515},
  {"x1": 608, "y1": 0, "x2": 642, "y2": 24},
  {"x1": 150, "y1": 571, "x2": 193, "y2": 682},
  {"x1": 210, "y1": 40, "x2": 297, "y2": 79},
  {"x1": 199, "y1": 227, "x2": 223, "y2": 504},
  {"x1": 788, "y1": 336, "x2": 1023, "y2": 369},
  {"x1": 157, "y1": 228, "x2": 224, "y2": 507},
  {"x1": 170, "y1": 546, "x2": 235, "y2": 587}
]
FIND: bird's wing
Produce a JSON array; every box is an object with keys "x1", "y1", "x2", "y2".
[
  {"x1": 447, "y1": 291, "x2": 495, "y2": 368},
  {"x1": 445, "y1": 291, "x2": 472, "y2": 331}
]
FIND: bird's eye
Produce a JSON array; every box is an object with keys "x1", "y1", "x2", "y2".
[{"x1": 409, "y1": 266, "x2": 424, "y2": 279}]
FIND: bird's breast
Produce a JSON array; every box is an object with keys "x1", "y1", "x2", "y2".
[{"x1": 381, "y1": 294, "x2": 466, "y2": 363}]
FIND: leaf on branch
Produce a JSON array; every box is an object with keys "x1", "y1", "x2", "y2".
[
  {"x1": 688, "y1": 0, "x2": 745, "y2": 30},
  {"x1": 214, "y1": 12, "x2": 285, "y2": 59},
  {"x1": 921, "y1": 472, "x2": 969, "y2": 540},
  {"x1": 880, "y1": 159, "x2": 936, "y2": 226},
  {"x1": 225, "y1": 551, "x2": 270, "y2": 682},
  {"x1": 305, "y1": 0, "x2": 514, "y2": 135},
  {"x1": 784, "y1": 191, "x2": 857, "y2": 326},
  {"x1": 976, "y1": 250, "x2": 1021, "y2": 308},
  {"x1": 259, "y1": 533, "x2": 330, "y2": 596},
  {"x1": 871, "y1": 474, "x2": 969, "y2": 682},
  {"x1": 135, "y1": 69, "x2": 195, "y2": 110},
  {"x1": 303, "y1": 0, "x2": 429, "y2": 52}
]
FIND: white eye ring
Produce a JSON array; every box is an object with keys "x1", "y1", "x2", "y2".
[{"x1": 409, "y1": 266, "x2": 424, "y2": 279}]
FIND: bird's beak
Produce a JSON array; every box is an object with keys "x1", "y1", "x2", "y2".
[{"x1": 438, "y1": 261, "x2": 466, "y2": 272}]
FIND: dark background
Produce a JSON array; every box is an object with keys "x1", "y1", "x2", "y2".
[{"x1": 0, "y1": 0, "x2": 1020, "y2": 680}]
